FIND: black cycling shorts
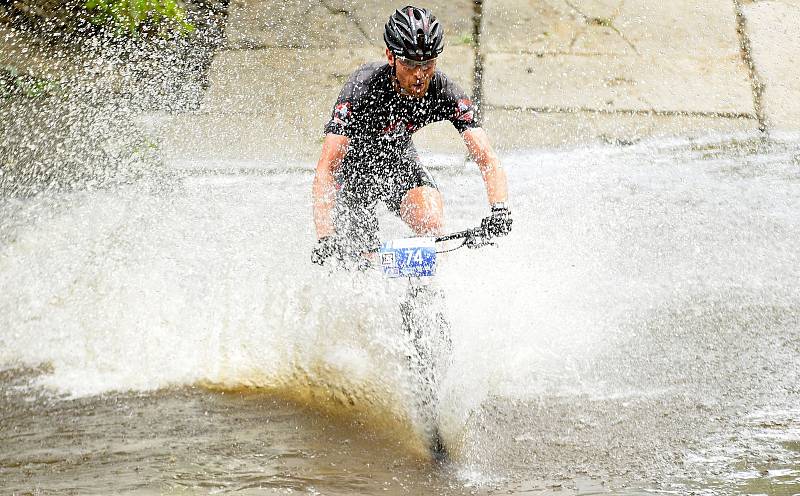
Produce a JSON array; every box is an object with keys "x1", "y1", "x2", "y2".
[{"x1": 333, "y1": 146, "x2": 438, "y2": 250}]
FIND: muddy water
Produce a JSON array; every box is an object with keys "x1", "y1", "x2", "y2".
[{"x1": 1, "y1": 136, "x2": 799, "y2": 495}]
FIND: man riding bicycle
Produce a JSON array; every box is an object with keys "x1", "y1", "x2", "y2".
[{"x1": 312, "y1": 5, "x2": 512, "y2": 265}]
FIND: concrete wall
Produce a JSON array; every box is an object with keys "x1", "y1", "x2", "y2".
[{"x1": 150, "y1": 0, "x2": 800, "y2": 168}]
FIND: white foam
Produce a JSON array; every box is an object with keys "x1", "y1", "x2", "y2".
[{"x1": 2, "y1": 140, "x2": 799, "y2": 417}]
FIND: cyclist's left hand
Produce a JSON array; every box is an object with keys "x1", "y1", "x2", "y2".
[{"x1": 481, "y1": 205, "x2": 513, "y2": 237}]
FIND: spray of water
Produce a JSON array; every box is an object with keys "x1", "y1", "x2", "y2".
[{"x1": 3, "y1": 136, "x2": 799, "y2": 486}]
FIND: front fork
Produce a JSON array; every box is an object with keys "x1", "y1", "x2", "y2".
[{"x1": 399, "y1": 279, "x2": 453, "y2": 448}]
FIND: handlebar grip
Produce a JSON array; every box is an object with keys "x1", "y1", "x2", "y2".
[{"x1": 435, "y1": 227, "x2": 485, "y2": 244}]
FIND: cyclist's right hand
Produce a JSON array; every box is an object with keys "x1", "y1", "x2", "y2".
[{"x1": 311, "y1": 236, "x2": 345, "y2": 266}]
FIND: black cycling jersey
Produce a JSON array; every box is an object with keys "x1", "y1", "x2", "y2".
[
  {"x1": 323, "y1": 62, "x2": 479, "y2": 250},
  {"x1": 324, "y1": 62, "x2": 480, "y2": 168}
]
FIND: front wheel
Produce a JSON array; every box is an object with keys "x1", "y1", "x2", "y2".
[{"x1": 400, "y1": 281, "x2": 452, "y2": 458}]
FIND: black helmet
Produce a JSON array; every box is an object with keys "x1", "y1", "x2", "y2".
[{"x1": 384, "y1": 6, "x2": 444, "y2": 61}]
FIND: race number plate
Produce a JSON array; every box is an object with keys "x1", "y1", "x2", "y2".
[{"x1": 379, "y1": 237, "x2": 437, "y2": 278}]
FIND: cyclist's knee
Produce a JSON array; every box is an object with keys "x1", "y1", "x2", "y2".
[{"x1": 401, "y1": 187, "x2": 443, "y2": 235}]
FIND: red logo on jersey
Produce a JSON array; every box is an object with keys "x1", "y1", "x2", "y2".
[
  {"x1": 382, "y1": 120, "x2": 418, "y2": 138},
  {"x1": 332, "y1": 101, "x2": 352, "y2": 126},
  {"x1": 455, "y1": 98, "x2": 474, "y2": 122}
]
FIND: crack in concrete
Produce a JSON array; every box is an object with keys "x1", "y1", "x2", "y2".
[
  {"x1": 486, "y1": 103, "x2": 758, "y2": 120},
  {"x1": 472, "y1": 0, "x2": 485, "y2": 120},
  {"x1": 553, "y1": 0, "x2": 583, "y2": 51},
  {"x1": 495, "y1": 49, "x2": 631, "y2": 58},
  {"x1": 318, "y1": 0, "x2": 371, "y2": 43},
  {"x1": 563, "y1": 0, "x2": 640, "y2": 55},
  {"x1": 732, "y1": 0, "x2": 768, "y2": 134}
]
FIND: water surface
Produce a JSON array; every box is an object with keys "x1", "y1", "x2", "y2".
[{"x1": 2, "y1": 136, "x2": 799, "y2": 495}]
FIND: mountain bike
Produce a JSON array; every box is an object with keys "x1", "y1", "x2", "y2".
[{"x1": 374, "y1": 224, "x2": 497, "y2": 460}]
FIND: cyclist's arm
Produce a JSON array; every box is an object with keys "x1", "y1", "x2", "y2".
[
  {"x1": 313, "y1": 133, "x2": 349, "y2": 238},
  {"x1": 462, "y1": 127, "x2": 508, "y2": 205}
]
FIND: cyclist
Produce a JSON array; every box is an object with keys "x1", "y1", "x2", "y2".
[{"x1": 312, "y1": 5, "x2": 511, "y2": 264}]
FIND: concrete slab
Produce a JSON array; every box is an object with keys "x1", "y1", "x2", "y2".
[
  {"x1": 201, "y1": 47, "x2": 383, "y2": 114},
  {"x1": 481, "y1": 0, "x2": 658, "y2": 56},
  {"x1": 480, "y1": 0, "x2": 756, "y2": 144},
  {"x1": 482, "y1": 52, "x2": 754, "y2": 115},
  {"x1": 223, "y1": 0, "x2": 369, "y2": 49},
  {"x1": 481, "y1": 0, "x2": 581, "y2": 54},
  {"x1": 482, "y1": 0, "x2": 744, "y2": 57},
  {"x1": 225, "y1": 0, "x2": 476, "y2": 50},
  {"x1": 743, "y1": 1, "x2": 800, "y2": 132},
  {"x1": 483, "y1": 108, "x2": 759, "y2": 151},
  {"x1": 613, "y1": 1, "x2": 743, "y2": 56}
]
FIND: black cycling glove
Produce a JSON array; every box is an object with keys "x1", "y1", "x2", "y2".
[{"x1": 481, "y1": 204, "x2": 513, "y2": 237}]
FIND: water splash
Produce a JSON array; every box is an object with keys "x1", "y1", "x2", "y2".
[{"x1": 1, "y1": 121, "x2": 799, "y2": 492}]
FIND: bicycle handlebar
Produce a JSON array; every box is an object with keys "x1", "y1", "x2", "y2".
[{"x1": 434, "y1": 225, "x2": 494, "y2": 252}]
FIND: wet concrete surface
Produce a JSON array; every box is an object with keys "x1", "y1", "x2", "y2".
[
  {"x1": 742, "y1": 0, "x2": 800, "y2": 133},
  {"x1": 148, "y1": 0, "x2": 800, "y2": 166}
]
